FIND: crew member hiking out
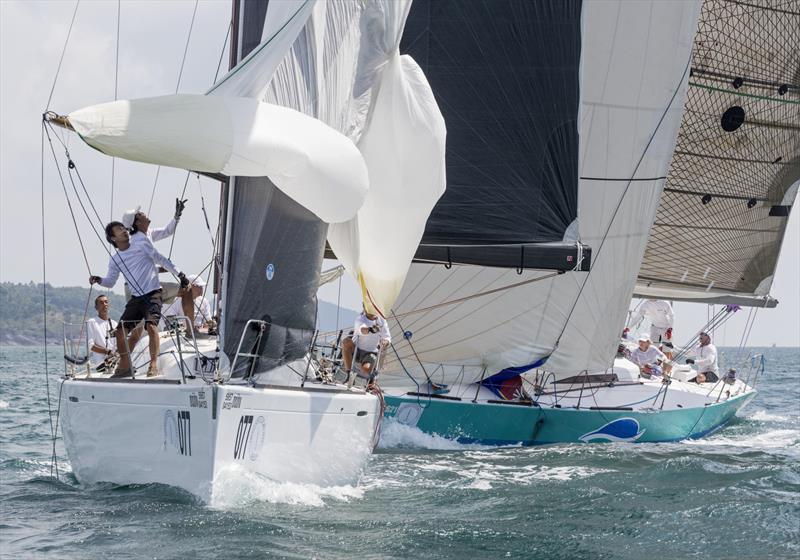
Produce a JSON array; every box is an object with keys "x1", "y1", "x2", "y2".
[{"x1": 90, "y1": 221, "x2": 188, "y2": 378}]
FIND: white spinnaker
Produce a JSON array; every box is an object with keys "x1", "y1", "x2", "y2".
[
  {"x1": 210, "y1": 0, "x2": 445, "y2": 315},
  {"x1": 385, "y1": 0, "x2": 702, "y2": 384},
  {"x1": 68, "y1": 94, "x2": 368, "y2": 224},
  {"x1": 327, "y1": 53, "x2": 446, "y2": 316}
]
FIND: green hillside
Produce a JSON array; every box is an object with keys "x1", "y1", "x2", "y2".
[
  {"x1": 0, "y1": 282, "x2": 358, "y2": 345},
  {"x1": 0, "y1": 282, "x2": 128, "y2": 345}
]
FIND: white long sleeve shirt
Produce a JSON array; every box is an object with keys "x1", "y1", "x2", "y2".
[
  {"x1": 99, "y1": 236, "x2": 181, "y2": 296},
  {"x1": 631, "y1": 299, "x2": 674, "y2": 329},
  {"x1": 139, "y1": 218, "x2": 177, "y2": 243},
  {"x1": 688, "y1": 342, "x2": 719, "y2": 374},
  {"x1": 352, "y1": 313, "x2": 391, "y2": 352}
]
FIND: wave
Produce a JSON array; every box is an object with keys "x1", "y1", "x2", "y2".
[
  {"x1": 377, "y1": 419, "x2": 489, "y2": 451},
  {"x1": 0, "y1": 400, "x2": 8, "y2": 409},
  {"x1": 748, "y1": 409, "x2": 791, "y2": 423},
  {"x1": 209, "y1": 463, "x2": 364, "y2": 509},
  {"x1": 685, "y1": 428, "x2": 800, "y2": 450}
]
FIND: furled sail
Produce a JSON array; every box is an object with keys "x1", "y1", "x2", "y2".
[
  {"x1": 636, "y1": 0, "x2": 800, "y2": 307},
  {"x1": 67, "y1": 94, "x2": 368, "y2": 223},
  {"x1": 383, "y1": 0, "x2": 703, "y2": 385}
]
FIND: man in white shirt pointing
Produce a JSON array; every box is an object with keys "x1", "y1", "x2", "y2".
[{"x1": 90, "y1": 221, "x2": 188, "y2": 378}]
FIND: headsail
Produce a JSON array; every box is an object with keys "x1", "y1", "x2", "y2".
[
  {"x1": 385, "y1": 0, "x2": 703, "y2": 384},
  {"x1": 636, "y1": 0, "x2": 800, "y2": 307}
]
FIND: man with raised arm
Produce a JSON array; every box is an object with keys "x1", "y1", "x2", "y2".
[
  {"x1": 90, "y1": 221, "x2": 189, "y2": 378},
  {"x1": 120, "y1": 200, "x2": 195, "y2": 323},
  {"x1": 342, "y1": 305, "x2": 391, "y2": 381}
]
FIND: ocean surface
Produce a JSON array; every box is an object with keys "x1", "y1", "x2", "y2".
[{"x1": 1, "y1": 346, "x2": 797, "y2": 559}]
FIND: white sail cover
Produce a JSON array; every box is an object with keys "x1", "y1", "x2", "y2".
[
  {"x1": 68, "y1": 94, "x2": 368, "y2": 223},
  {"x1": 385, "y1": 0, "x2": 703, "y2": 384},
  {"x1": 636, "y1": 0, "x2": 800, "y2": 305},
  {"x1": 211, "y1": 0, "x2": 446, "y2": 315}
]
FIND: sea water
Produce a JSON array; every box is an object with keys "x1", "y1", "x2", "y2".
[{"x1": 1, "y1": 346, "x2": 797, "y2": 559}]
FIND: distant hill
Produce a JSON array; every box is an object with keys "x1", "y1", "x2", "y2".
[{"x1": 0, "y1": 282, "x2": 357, "y2": 345}]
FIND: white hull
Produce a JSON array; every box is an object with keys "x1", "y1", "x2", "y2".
[{"x1": 60, "y1": 376, "x2": 380, "y2": 503}]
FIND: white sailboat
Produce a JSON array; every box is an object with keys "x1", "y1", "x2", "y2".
[
  {"x1": 49, "y1": 0, "x2": 444, "y2": 502},
  {"x1": 374, "y1": 0, "x2": 798, "y2": 444}
]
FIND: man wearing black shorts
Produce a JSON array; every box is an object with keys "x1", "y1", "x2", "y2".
[
  {"x1": 342, "y1": 305, "x2": 391, "y2": 381},
  {"x1": 90, "y1": 221, "x2": 188, "y2": 378}
]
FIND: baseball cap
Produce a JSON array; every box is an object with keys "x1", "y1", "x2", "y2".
[{"x1": 121, "y1": 206, "x2": 142, "y2": 229}]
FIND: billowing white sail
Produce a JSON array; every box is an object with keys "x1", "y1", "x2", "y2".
[
  {"x1": 212, "y1": 0, "x2": 446, "y2": 315},
  {"x1": 67, "y1": 94, "x2": 368, "y2": 224},
  {"x1": 384, "y1": 0, "x2": 703, "y2": 384}
]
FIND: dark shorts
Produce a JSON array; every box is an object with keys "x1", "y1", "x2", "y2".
[
  {"x1": 119, "y1": 289, "x2": 162, "y2": 328},
  {"x1": 354, "y1": 348, "x2": 377, "y2": 369}
]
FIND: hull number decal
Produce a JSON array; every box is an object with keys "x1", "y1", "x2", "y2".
[
  {"x1": 234, "y1": 415, "x2": 266, "y2": 461},
  {"x1": 164, "y1": 409, "x2": 192, "y2": 456},
  {"x1": 222, "y1": 393, "x2": 243, "y2": 410}
]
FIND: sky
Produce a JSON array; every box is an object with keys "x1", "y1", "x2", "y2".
[{"x1": 1, "y1": 0, "x2": 798, "y2": 348}]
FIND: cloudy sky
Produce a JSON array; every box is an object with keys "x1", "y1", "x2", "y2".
[{"x1": 1, "y1": 0, "x2": 797, "y2": 347}]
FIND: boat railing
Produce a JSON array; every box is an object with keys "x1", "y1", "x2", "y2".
[
  {"x1": 163, "y1": 316, "x2": 204, "y2": 383},
  {"x1": 62, "y1": 321, "x2": 91, "y2": 378}
]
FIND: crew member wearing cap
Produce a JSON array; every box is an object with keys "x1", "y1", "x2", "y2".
[
  {"x1": 630, "y1": 333, "x2": 667, "y2": 376},
  {"x1": 342, "y1": 305, "x2": 391, "y2": 381},
  {"x1": 121, "y1": 199, "x2": 191, "y2": 321},
  {"x1": 685, "y1": 331, "x2": 719, "y2": 383},
  {"x1": 161, "y1": 274, "x2": 212, "y2": 329}
]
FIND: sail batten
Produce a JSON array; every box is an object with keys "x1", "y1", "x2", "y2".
[{"x1": 638, "y1": 0, "x2": 800, "y2": 301}]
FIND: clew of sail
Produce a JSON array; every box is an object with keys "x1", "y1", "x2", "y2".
[
  {"x1": 636, "y1": 0, "x2": 800, "y2": 307},
  {"x1": 384, "y1": 0, "x2": 703, "y2": 385},
  {"x1": 67, "y1": 94, "x2": 368, "y2": 224}
]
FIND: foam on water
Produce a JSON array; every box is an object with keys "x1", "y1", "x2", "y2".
[
  {"x1": 377, "y1": 418, "x2": 489, "y2": 450},
  {"x1": 209, "y1": 464, "x2": 364, "y2": 509},
  {"x1": 0, "y1": 399, "x2": 9, "y2": 409},
  {"x1": 690, "y1": 428, "x2": 800, "y2": 450},
  {"x1": 748, "y1": 409, "x2": 790, "y2": 422}
]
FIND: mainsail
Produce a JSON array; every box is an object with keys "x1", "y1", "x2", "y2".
[
  {"x1": 636, "y1": 0, "x2": 799, "y2": 307},
  {"x1": 384, "y1": 0, "x2": 703, "y2": 385}
]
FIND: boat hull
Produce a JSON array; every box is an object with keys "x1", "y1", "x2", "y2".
[
  {"x1": 383, "y1": 389, "x2": 756, "y2": 446},
  {"x1": 60, "y1": 378, "x2": 381, "y2": 502}
]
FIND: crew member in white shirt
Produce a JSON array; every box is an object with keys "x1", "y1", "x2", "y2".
[
  {"x1": 685, "y1": 331, "x2": 719, "y2": 383},
  {"x1": 342, "y1": 306, "x2": 391, "y2": 379},
  {"x1": 90, "y1": 221, "x2": 188, "y2": 378},
  {"x1": 630, "y1": 333, "x2": 667, "y2": 376},
  {"x1": 630, "y1": 299, "x2": 674, "y2": 344},
  {"x1": 161, "y1": 274, "x2": 212, "y2": 330},
  {"x1": 121, "y1": 200, "x2": 192, "y2": 320},
  {"x1": 86, "y1": 294, "x2": 118, "y2": 367}
]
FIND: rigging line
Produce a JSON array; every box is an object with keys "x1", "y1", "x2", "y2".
[
  {"x1": 43, "y1": 119, "x2": 106, "y2": 228},
  {"x1": 43, "y1": 123, "x2": 92, "y2": 273},
  {"x1": 40, "y1": 121, "x2": 56, "y2": 473},
  {"x1": 213, "y1": 21, "x2": 232, "y2": 84},
  {"x1": 146, "y1": 0, "x2": 199, "y2": 216},
  {"x1": 390, "y1": 312, "x2": 433, "y2": 385},
  {"x1": 392, "y1": 271, "x2": 560, "y2": 319},
  {"x1": 110, "y1": 0, "x2": 120, "y2": 221},
  {"x1": 175, "y1": 0, "x2": 199, "y2": 95},
  {"x1": 167, "y1": 172, "x2": 192, "y2": 259},
  {"x1": 553, "y1": 53, "x2": 694, "y2": 350},
  {"x1": 55, "y1": 140, "x2": 150, "y2": 296},
  {"x1": 46, "y1": 0, "x2": 80, "y2": 111}
]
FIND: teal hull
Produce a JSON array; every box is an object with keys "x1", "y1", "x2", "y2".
[{"x1": 383, "y1": 391, "x2": 756, "y2": 445}]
